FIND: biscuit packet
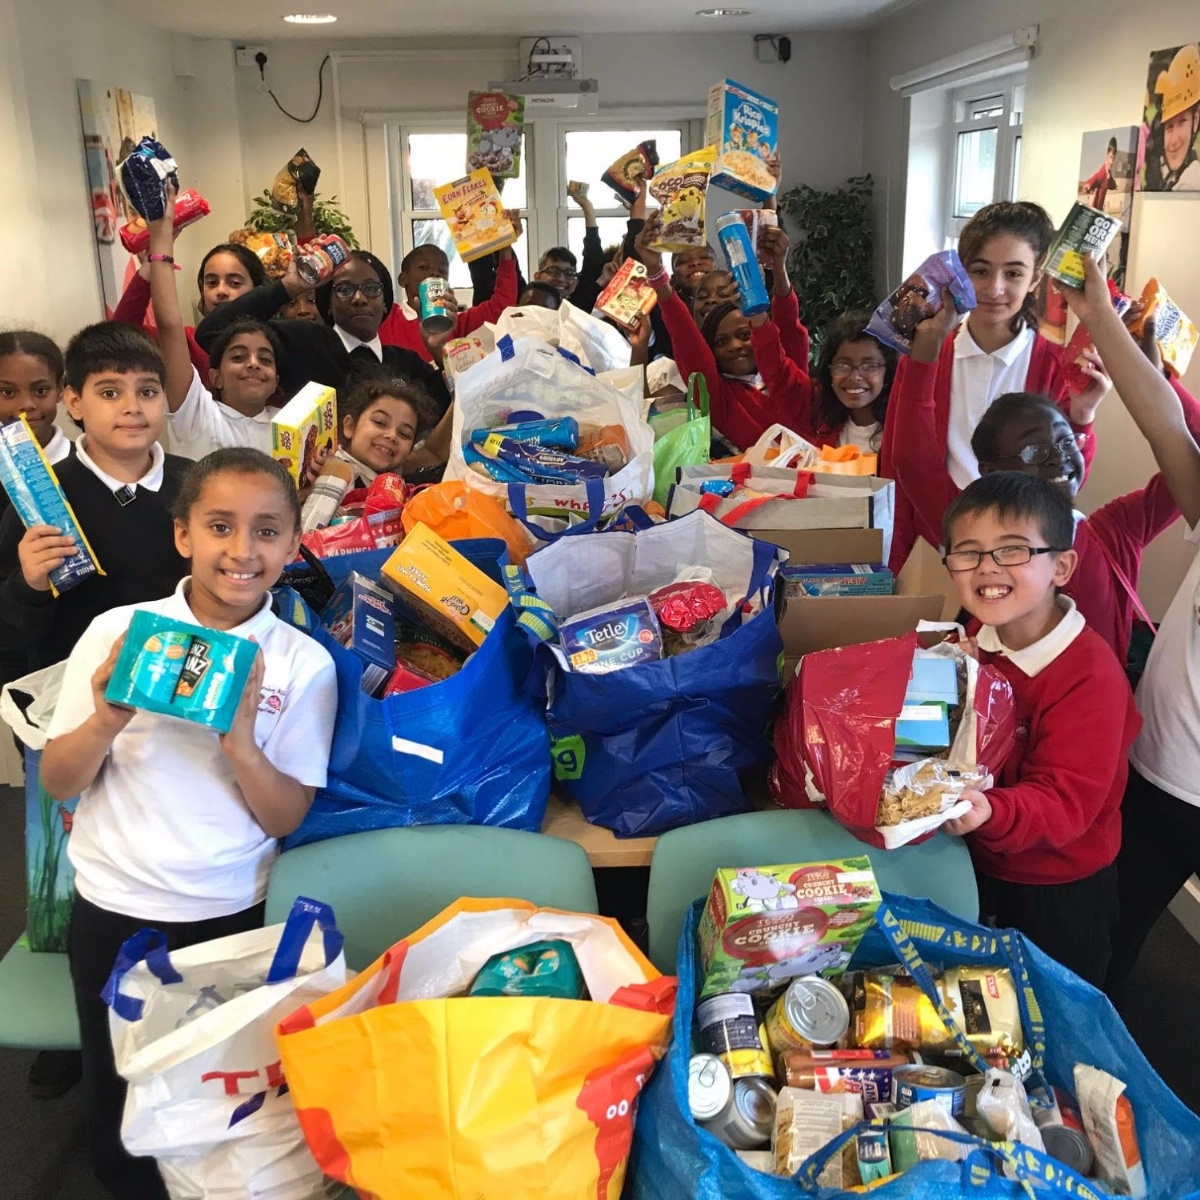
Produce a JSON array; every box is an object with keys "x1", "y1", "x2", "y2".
[
  {"x1": 866, "y1": 250, "x2": 975, "y2": 355},
  {"x1": 1125, "y1": 276, "x2": 1197, "y2": 378},
  {"x1": 648, "y1": 147, "x2": 717, "y2": 253},
  {"x1": 466, "y1": 91, "x2": 525, "y2": 181},
  {"x1": 271, "y1": 147, "x2": 321, "y2": 210},
  {"x1": 229, "y1": 229, "x2": 295, "y2": 279},
  {"x1": 601, "y1": 140, "x2": 659, "y2": 204}
]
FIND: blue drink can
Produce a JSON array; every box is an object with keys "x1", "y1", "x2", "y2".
[
  {"x1": 419, "y1": 277, "x2": 455, "y2": 334},
  {"x1": 714, "y1": 211, "x2": 771, "y2": 316}
]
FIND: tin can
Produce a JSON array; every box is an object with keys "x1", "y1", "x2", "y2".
[
  {"x1": 688, "y1": 1054, "x2": 732, "y2": 1123},
  {"x1": 296, "y1": 234, "x2": 350, "y2": 285},
  {"x1": 765, "y1": 976, "x2": 850, "y2": 1054},
  {"x1": 702, "y1": 1077, "x2": 778, "y2": 1150},
  {"x1": 893, "y1": 1064, "x2": 967, "y2": 1116},
  {"x1": 753, "y1": 208, "x2": 777, "y2": 264},
  {"x1": 714, "y1": 210, "x2": 771, "y2": 317},
  {"x1": 1031, "y1": 1086, "x2": 1094, "y2": 1175},
  {"x1": 419, "y1": 276, "x2": 455, "y2": 334},
  {"x1": 696, "y1": 992, "x2": 773, "y2": 1078}
]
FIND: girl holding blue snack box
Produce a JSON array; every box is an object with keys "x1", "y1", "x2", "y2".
[{"x1": 40, "y1": 447, "x2": 336, "y2": 1199}]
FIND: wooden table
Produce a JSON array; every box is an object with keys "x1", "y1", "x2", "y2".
[{"x1": 541, "y1": 796, "x2": 658, "y2": 868}]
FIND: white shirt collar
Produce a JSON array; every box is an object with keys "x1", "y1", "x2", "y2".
[
  {"x1": 955, "y1": 321, "x2": 1034, "y2": 365},
  {"x1": 167, "y1": 578, "x2": 278, "y2": 640},
  {"x1": 43, "y1": 426, "x2": 71, "y2": 465},
  {"x1": 975, "y1": 595, "x2": 1085, "y2": 677},
  {"x1": 75, "y1": 436, "x2": 165, "y2": 495},
  {"x1": 334, "y1": 325, "x2": 383, "y2": 361},
  {"x1": 333, "y1": 446, "x2": 377, "y2": 484},
  {"x1": 400, "y1": 299, "x2": 419, "y2": 322}
]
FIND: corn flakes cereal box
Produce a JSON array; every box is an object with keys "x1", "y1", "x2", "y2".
[
  {"x1": 649, "y1": 146, "x2": 717, "y2": 253},
  {"x1": 595, "y1": 258, "x2": 659, "y2": 331},
  {"x1": 697, "y1": 860, "x2": 881, "y2": 998},
  {"x1": 435, "y1": 168, "x2": 518, "y2": 264},
  {"x1": 271, "y1": 381, "x2": 337, "y2": 486},
  {"x1": 466, "y1": 91, "x2": 525, "y2": 181},
  {"x1": 706, "y1": 78, "x2": 779, "y2": 203},
  {"x1": 380, "y1": 522, "x2": 509, "y2": 652}
]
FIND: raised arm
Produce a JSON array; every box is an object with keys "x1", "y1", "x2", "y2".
[{"x1": 146, "y1": 185, "x2": 195, "y2": 413}]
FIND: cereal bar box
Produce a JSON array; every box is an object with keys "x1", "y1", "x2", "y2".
[
  {"x1": 706, "y1": 78, "x2": 779, "y2": 203},
  {"x1": 595, "y1": 258, "x2": 659, "y2": 331},
  {"x1": 697, "y1": 859, "x2": 881, "y2": 998},
  {"x1": 435, "y1": 168, "x2": 518, "y2": 263},
  {"x1": 271, "y1": 381, "x2": 337, "y2": 486},
  {"x1": 466, "y1": 91, "x2": 525, "y2": 181}
]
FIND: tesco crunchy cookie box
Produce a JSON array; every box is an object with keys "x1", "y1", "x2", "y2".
[
  {"x1": 104, "y1": 611, "x2": 260, "y2": 734},
  {"x1": 697, "y1": 859, "x2": 881, "y2": 999},
  {"x1": 271, "y1": 381, "x2": 337, "y2": 487},
  {"x1": 706, "y1": 78, "x2": 779, "y2": 203}
]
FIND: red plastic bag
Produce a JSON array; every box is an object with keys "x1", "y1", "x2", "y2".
[{"x1": 769, "y1": 632, "x2": 1016, "y2": 849}]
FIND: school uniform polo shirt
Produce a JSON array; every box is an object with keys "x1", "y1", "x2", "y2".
[{"x1": 167, "y1": 367, "x2": 273, "y2": 460}]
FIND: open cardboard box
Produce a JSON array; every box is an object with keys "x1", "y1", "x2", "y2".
[{"x1": 748, "y1": 530, "x2": 960, "y2": 672}]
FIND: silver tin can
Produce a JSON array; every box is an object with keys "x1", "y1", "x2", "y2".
[
  {"x1": 701, "y1": 1076, "x2": 778, "y2": 1150},
  {"x1": 688, "y1": 1053, "x2": 732, "y2": 1123},
  {"x1": 765, "y1": 976, "x2": 850, "y2": 1053}
]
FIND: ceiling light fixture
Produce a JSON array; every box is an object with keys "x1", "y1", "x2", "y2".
[
  {"x1": 696, "y1": 7, "x2": 752, "y2": 15},
  {"x1": 283, "y1": 13, "x2": 338, "y2": 23}
]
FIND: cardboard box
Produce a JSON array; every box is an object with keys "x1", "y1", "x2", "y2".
[
  {"x1": 381, "y1": 522, "x2": 509, "y2": 652},
  {"x1": 753, "y1": 527, "x2": 885, "y2": 566},
  {"x1": 779, "y1": 564, "x2": 893, "y2": 599},
  {"x1": 434, "y1": 167, "x2": 517, "y2": 263},
  {"x1": 320, "y1": 572, "x2": 396, "y2": 695},
  {"x1": 895, "y1": 703, "x2": 951, "y2": 750},
  {"x1": 595, "y1": 258, "x2": 658, "y2": 331},
  {"x1": 705, "y1": 78, "x2": 779, "y2": 203},
  {"x1": 271, "y1": 381, "x2": 337, "y2": 486}
]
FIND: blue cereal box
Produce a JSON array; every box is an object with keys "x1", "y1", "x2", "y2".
[
  {"x1": 105, "y1": 610, "x2": 259, "y2": 733},
  {"x1": 706, "y1": 78, "x2": 779, "y2": 203},
  {"x1": 780, "y1": 563, "x2": 894, "y2": 599},
  {"x1": 0, "y1": 415, "x2": 102, "y2": 594},
  {"x1": 320, "y1": 571, "x2": 396, "y2": 695},
  {"x1": 561, "y1": 597, "x2": 663, "y2": 674}
]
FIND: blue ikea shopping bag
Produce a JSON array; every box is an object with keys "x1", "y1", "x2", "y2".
[
  {"x1": 517, "y1": 512, "x2": 785, "y2": 837},
  {"x1": 278, "y1": 541, "x2": 551, "y2": 847},
  {"x1": 629, "y1": 895, "x2": 1200, "y2": 1200}
]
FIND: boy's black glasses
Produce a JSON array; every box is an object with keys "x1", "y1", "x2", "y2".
[
  {"x1": 995, "y1": 436, "x2": 1082, "y2": 466},
  {"x1": 943, "y1": 546, "x2": 1067, "y2": 572}
]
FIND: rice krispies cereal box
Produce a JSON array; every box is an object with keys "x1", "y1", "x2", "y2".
[
  {"x1": 697, "y1": 859, "x2": 881, "y2": 998},
  {"x1": 271, "y1": 381, "x2": 337, "y2": 486},
  {"x1": 435, "y1": 168, "x2": 518, "y2": 263},
  {"x1": 706, "y1": 78, "x2": 779, "y2": 203}
]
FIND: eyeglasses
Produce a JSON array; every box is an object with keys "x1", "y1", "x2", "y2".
[
  {"x1": 537, "y1": 265, "x2": 577, "y2": 281},
  {"x1": 995, "y1": 436, "x2": 1082, "y2": 467},
  {"x1": 830, "y1": 359, "x2": 887, "y2": 377},
  {"x1": 331, "y1": 281, "x2": 385, "y2": 300},
  {"x1": 943, "y1": 545, "x2": 1067, "y2": 572}
]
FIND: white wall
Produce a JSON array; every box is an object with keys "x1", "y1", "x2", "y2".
[
  {"x1": 0, "y1": 0, "x2": 192, "y2": 340},
  {"x1": 867, "y1": 0, "x2": 1200, "y2": 618}
]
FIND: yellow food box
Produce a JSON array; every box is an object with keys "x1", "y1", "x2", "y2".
[
  {"x1": 434, "y1": 168, "x2": 517, "y2": 264},
  {"x1": 271, "y1": 381, "x2": 338, "y2": 486},
  {"x1": 381, "y1": 522, "x2": 509, "y2": 652}
]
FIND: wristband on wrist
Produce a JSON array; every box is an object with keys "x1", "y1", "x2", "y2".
[
  {"x1": 646, "y1": 268, "x2": 669, "y2": 287},
  {"x1": 147, "y1": 253, "x2": 180, "y2": 270}
]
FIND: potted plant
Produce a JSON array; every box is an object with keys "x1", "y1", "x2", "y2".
[
  {"x1": 777, "y1": 174, "x2": 875, "y2": 362},
  {"x1": 244, "y1": 190, "x2": 360, "y2": 248}
]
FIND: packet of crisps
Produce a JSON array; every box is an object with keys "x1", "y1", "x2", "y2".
[{"x1": 1126, "y1": 277, "x2": 1197, "y2": 377}]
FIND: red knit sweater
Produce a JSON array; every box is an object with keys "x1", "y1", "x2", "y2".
[
  {"x1": 659, "y1": 289, "x2": 815, "y2": 450},
  {"x1": 880, "y1": 332, "x2": 1095, "y2": 572},
  {"x1": 771, "y1": 288, "x2": 811, "y2": 373},
  {"x1": 112, "y1": 273, "x2": 210, "y2": 376},
  {"x1": 378, "y1": 256, "x2": 518, "y2": 361},
  {"x1": 968, "y1": 625, "x2": 1141, "y2": 885}
]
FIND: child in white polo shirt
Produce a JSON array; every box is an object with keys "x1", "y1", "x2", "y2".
[{"x1": 41, "y1": 447, "x2": 337, "y2": 1199}]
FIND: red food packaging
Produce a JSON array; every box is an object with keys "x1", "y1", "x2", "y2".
[
  {"x1": 1063, "y1": 279, "x2": 1130, "y2": 395},
  {"x1": 119, "y1": 188, "x2": 211, "y2": 255},
  {"x1": 382, "y1": 662, "x2": 438, "y2": 695},
  {"x1": 648, "y1": 581, "x2": 726, "y2": 633}
]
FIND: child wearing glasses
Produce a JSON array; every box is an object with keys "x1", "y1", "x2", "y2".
[
  {"x1": 810, "y1": 313, "x2": 896, "y2": 452},
  {"x1": 939, "y1": 471, "x2": 1140, "y2": 987}
]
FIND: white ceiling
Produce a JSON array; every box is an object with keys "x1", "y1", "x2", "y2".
[{"x1": 102, "y1": 0, "x2": 918, "y2": 40}]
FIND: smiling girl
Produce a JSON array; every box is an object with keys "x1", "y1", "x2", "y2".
[{"x1": 336, "y1": 375, "x2": 440, "y2": 484}]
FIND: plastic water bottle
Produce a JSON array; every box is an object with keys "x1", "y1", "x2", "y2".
[{"x1": 714, "y1": 211, "x2": 771, "y2": 317}]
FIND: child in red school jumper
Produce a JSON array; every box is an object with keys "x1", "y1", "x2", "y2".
[
  {"x1": 940, "y1": 471, "x2": 1140, "y2": 987},
  {"x1": 636, "y1": 215, "x2": 812, "y2": 450},
  {"x1": 804, "y1": 313, "x2": 896, "y2": 452},
  {"x1": 880, "y1": 201, "x2": 1107, "y2": 572},
  {"x1": 377, "y1": 216, "x2": 520, "y2": 359}
]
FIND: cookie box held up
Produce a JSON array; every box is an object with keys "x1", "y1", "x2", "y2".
[
  {"x1": 271, "y1": 382, "x2": 337, "y2": 487},
  {"x1": 697, "y1": 860, "x2": 881, "y2": 999}
]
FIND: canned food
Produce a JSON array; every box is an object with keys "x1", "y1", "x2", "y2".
[
  {"x1": 702, "y1": 1077, "x2": 778, "y2": 1150},
  {"x1": 1031, "y1": 1086, "x2": 1094, "y2": 1175},
  {"x1": 893, "y1": 1064, "x2": 967, "y2": 1116},
  {"x1": 419, "y1": 276, "x2": 455, "y2": 334},
  {"x1": 688, "y1": 1054, "x2": 732, "y2": 1123},
  {"x1": 296, "y1": 234, "x2": 350, "y2": 285},
  {"x1": 696, "y1": 992, "x2": 773, "y2": 1078},
  {"x1": 765, "y1": 976, "x2": 850, "y2": 1054}
]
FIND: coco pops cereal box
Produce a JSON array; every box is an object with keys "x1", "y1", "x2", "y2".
[
  {"x1": 697, "y1": 859, "x2": 881, "y2": 998},
  {"x1": 271, "y1": 381, "x2": 337, "y2": 487},
  {"x1": 706, "y1": 78, "x2": 779, "y2": 203}
]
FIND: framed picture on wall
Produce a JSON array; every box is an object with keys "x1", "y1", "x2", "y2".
[
  {"x1": 76, "y1": 80, "x2": 159, "y2": 314},
  {"x1": 1139, "y1": 44, "x2": 1200, "y2": 193},
  {"x1": 1077, "y1": 126, "x2": 1138, "y2": 289}
]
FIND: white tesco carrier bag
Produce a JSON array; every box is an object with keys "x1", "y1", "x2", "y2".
[
  {"x1": 105, "y1": 897, "x2": 349, "y2": 1200},
  {"x1": 490, "y1": 301, "x2": 633, "y2": 372}
]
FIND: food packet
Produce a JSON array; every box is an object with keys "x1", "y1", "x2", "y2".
[
  {"x1": 229, "y1": 229, "x2": 294, "y2": 279},
  {"x1": 1062, "y1": 278, "x2": 1131, "y2": 394},
  {"x1": 466, "y1": 91, "x2": 525, "y2": 180},
  {"x1": 648, "y1": 578, "x2": 727, "y2": 656},
  {"x1": 120, "y1": 188, "x2": 210, "y2": 255},
  {"x1": 876, "y1": 760, "x2": 987, "y2": 833},
  {"x1": 649, "y1": 147, "x2": 717, "y2": 252},
  {"x1": 576, "y1": 424, "x2": 631, "y2": 474},
  {"x1": 774, "y1": 1088, "x2": 861, "y2": 1185},
  {"x1": 271, "y1": 147, "x2": 321, "y2": 210},
  {"x1": 394, "y1": 617, "x2": 466, "y2": 682},
  {"x1": 1125, "y1": 277, "x2": 1197, "y2": 378},
  {"x1": 889, "y1": 1101, "x2": 970, "y2": 1170},
  {"x1": 976, "y1": 1068, "x2": 1044, "y2": 1150},
  {"x1": 468, "y1": 940, "x2": 587, "y2": 999},
  {"x1": 119, "y1": 137, "x2": 179, "y2": 221},
  {"x1": 601, "y1": 140, "x2": 660, "y2": 204},
  {"x1": 866, "y1": 251, "x2": 976, "y2": 355},
  {"x1": 1074, "y1": 1064, "x2": 1147, "y2": 1199},
  {"x1": 468, "y1": 417, "x2": 579, "y2": 452},
  {"x1": 466, "y1": 437, "x2": 609, "y2": 486}
]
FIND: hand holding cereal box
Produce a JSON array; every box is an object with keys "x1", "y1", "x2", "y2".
[
  {"x1": 271, "y1": 381, "x2": 338, "y2": 487},
  {"x1": 435, "y1": 168, "x2": 518, "y2": 263},
  {"x1": 648, "y1": 146, "x2": 717, "y2": 253},
  {"x1": 706, "y1": 79, "x2": 780, "y2": 203}
]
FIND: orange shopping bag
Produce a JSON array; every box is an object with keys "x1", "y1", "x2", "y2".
[
  {"x1": 276, "y1": 898, "x2": 676, "y2": 1200},
  {"x1": 402, "y1": 480, "x2": 534, "y2": 566},
  {"x1": 815, "y1": 443, "x2": 878, "y2": 476}
]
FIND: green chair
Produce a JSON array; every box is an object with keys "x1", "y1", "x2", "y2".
[
  {"x1": 265, "y1": 825, "x2": 599, "y2": 971},
  {"x1": 645, "y1": 808, "x2": 978, "y2": 973},
  {"x1": 0, "y1": 941, "x2": 80, "y2": 1050}
]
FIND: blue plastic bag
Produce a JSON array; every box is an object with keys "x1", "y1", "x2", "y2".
[
  {"x1": 278, "y1": 541, "x2": 551, "y2": 847},
  {"x1": 517, "y1": 512, "x2": 784, "y2": 837},
  {"x1": 629, "y1": 895, "x2": 1200, "y2": 1200}
]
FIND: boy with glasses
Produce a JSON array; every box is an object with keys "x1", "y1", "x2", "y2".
[{"x1": 938, "y1": 471, "x2": 1139, "y2": 986}]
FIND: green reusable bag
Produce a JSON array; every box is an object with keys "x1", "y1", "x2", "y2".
[{"x1": 652, "y1": 374, "x2": 710, "y2": 507}]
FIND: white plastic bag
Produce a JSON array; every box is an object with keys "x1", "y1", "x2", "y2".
[
  {"x1": 490, "y1": 302, "x2": 632, "y2": 373},
  {"x1": 739, "y1": 423, "x2": 820, "y2": 470},
  {"x1": 106, "y1": 897, "x2": 348, "y2": 1200},
  {"x1": 1, "y1": 661, "x2": 67, "y2": 750}
]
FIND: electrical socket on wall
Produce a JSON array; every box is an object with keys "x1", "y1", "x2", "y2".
[{"x1": 234, "y1": 45, "x2": 269, "y2": 69}]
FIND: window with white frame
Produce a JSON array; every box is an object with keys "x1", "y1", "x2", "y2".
[{"x1": 946, "y1": 77, "x2": 1024, "y2": 241}]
